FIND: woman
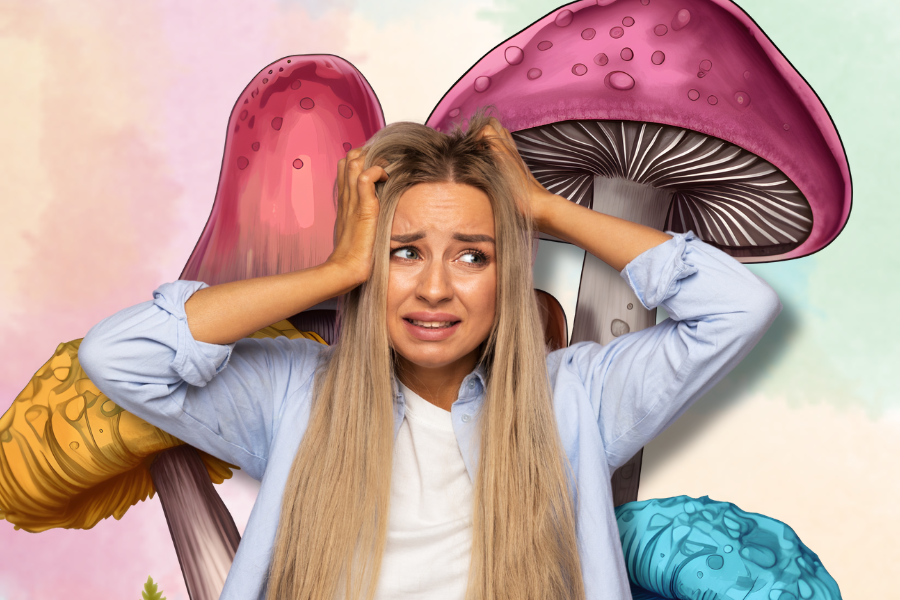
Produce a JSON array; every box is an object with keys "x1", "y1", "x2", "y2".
[{"x1": 79, "y1": 112, "x2": 781, "y2": 600}]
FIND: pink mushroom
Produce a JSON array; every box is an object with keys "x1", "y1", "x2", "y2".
[
  {"x1": 160, "y1": 55, "x2": 384, "y2": 598},
  {"x1": 181, "y1": 55, "x2": 384, "y2": 292},
  {"x1": 427, "y1": 0, "x2": 850, "y2": 504}
]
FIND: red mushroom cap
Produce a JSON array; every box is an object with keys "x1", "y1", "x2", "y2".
[
  {"x1": 181, "y1": 55, "x2": 385, "y2": 285},
  {"x1": 427, "y1": 0, "x2": 850, "y2": 262}
]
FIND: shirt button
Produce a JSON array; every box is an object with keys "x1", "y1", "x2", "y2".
[
  {"x1": 462, "y1": 414, "x2": 471, "y2": 423},
  {"x1": 468, "y1": 381, "x2": 475, "y2": 389}
]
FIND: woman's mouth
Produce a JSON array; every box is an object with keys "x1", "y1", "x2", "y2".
[
  {"x1": 403, "y1": 318, "x2": 462, "y2": 341},
  {"x1": 407, "y1": 319, "x2": 456, "y2": 328}
]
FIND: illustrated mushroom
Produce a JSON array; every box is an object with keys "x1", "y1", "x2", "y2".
[
  {"x1": 180, "y1": 54, "x2": 386, "y2": 343},
  {"x1": 0, "y1": 324, "x2": 323, "y2": 599},
  {"x1": 0, "y1": 55, "x2": 384, "y2": 600},
  {"x1": 616, "y1": 495, "x2": 842, "y2": 599},
  {"x1": 151, "y1": 54, "x2": 385, "y2": 599},
  {"x1": 426, "y1": 0, "x2": 851, "y2": 504}
]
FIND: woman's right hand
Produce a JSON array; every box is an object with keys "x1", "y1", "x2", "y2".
[{"x1": 326, "y1": 148, "x2": 389, "y2": 286}]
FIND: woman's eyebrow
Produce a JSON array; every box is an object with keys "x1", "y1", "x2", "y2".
[
  {"x1": 391, "y1": 232, "x2": 425, "y2": 243},
  {"x1": 453, "y1": 233, "x2": 495, "y2": 244},
  {"x1": 390, "y1": 232, "x2": 495, "y2": 244}
]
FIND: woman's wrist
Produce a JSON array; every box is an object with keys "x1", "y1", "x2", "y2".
[
  {"x1": 531, "y1": 192, "x2": 567, "y2": 236},
  {"x1": 531, "y1": 193, "x2": 671, "y2": 272},
  {"x1": 183, "y1": 262, "x2": 363, "y2": 345},
  {"x1": 317, "y1": 259, "x2": 367, "y2": 295}
]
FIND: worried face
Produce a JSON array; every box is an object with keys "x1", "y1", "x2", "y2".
[{"x1": 386, "y1": 181, "x2": 497, "y2": 374}]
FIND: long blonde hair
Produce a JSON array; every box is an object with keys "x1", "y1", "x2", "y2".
[{"x1": 266, "y1": 111, "x2": 585, "y2": 600}]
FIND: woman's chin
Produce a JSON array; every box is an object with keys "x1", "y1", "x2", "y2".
[{"x1": 393, "y1": 343, "x2": 481, "y2": 373}]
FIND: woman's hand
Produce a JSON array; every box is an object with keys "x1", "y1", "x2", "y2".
[
  {"x1": 477, "y1": 118, "x2": 670, "y2": 271},
  {"x1": 326, "y1": 147, "x2": 389, "y2": 286},
  {"x1": 182, "y1": 147, "x2": 387, "y2": 344},
  {"x1": 476, "y1": 118, "x2": 559, "y2": 232}
]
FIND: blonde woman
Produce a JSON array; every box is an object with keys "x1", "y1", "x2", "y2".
[{"x1": 79, "y1": 112, "x2": 780, "y2": 600}]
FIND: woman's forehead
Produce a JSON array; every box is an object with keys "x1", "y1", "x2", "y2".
[{"x1": 391, "y1": 182, "x2": 494, "y2": 237}]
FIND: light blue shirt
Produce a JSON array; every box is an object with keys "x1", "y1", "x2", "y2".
[{"x1": 79, "y1": 232, "x2": 781, "y2": 600}]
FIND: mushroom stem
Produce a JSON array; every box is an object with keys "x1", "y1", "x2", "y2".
[
  {"x1": 569, "y1": 177, "x2": 672, "y2": 507},
  {"x1": 150, "y1": 446, "x2": 241, "y2": 600},
  {"x1": 570, "y1": 177, "x2": 673, "y2": 346}
]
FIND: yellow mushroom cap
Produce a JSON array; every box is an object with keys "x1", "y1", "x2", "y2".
[{"x1": 0, "y1": 320, "x2": 323, "y2": 532}]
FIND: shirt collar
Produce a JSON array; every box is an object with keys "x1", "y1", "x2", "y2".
[{"x1": 391, "y1": 363, "x2": 488, "y2": 403}]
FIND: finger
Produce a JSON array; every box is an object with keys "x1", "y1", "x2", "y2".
[
  {"x1": 476, "y1": 120, "x2": 499, "y2": 140},
  {"x1": 346, "y1": 148, "x2": 366, "y2": 185},
  {"x1": 337, "y1": 157, "x2": 347, "y2": 198},
  {"x1": 480, "y1": 121, "x2": 515, "y2": 153},
  {"x1": 491, "y1": 121, "x2": 514, "y2": 146},
  {"x1": 486, "y1": 117, "x2": 509, "y2": 143},
  {"x1": 346, "y1": 147, "x2": 364, "y2": 161},
  {"x1": 345, "y1": 157, "x2": 366, "y2": 214},
  {"x1": 356, "y1": 166, "x2": 388, "y2": 215},
  {"x1": 348, "y1": 155, "x2": 368, "y2": 176},
  {"x1": 357, "y1": 165, "x2": 389, "y2": 191}
]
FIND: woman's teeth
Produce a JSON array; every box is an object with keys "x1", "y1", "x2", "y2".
[{"x1": 409, "y1": 319, "x2": 455, "y2": 328}]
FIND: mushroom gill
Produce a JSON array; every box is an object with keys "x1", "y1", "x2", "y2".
[
  {"x1": 514, "y1": 120, "x2": 813, "y2": 258},
  {"x1": 513, "y1": 119, "x2": 812, "y2": 348}
]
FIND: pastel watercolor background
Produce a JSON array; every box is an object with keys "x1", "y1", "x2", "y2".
[{"x1": 0, "y1": 0, "x2": 896, "y2": 598}]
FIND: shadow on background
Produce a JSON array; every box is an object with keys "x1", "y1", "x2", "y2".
[{"x1": 641, "y1": 298, "x2": 800, "y2": 481}]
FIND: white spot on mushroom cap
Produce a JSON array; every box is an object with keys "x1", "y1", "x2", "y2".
[
  {"x1": 672, "y1": 8, "x2": 691, "y2": 30},
  {"x1": 555, "y1": 9, "x2": 573, "y2": 27},
  {"x1": 606, "y1": 71, "x2": 635, "y2": 90},
  {"x1": 505, "y1": 46, "x2": 524, "y2": 65}
]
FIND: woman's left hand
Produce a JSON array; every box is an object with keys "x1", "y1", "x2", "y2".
[
  {"x1": 476, "y1": 118, "x2": 671, "y2": 271},
  {"x1": 476, "y1": 118, "x2": 560, "y2": 232}
]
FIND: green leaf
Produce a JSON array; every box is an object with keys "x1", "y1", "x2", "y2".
[{"x1": 141, "y1": 576, "x2": 166, "y2": 600}]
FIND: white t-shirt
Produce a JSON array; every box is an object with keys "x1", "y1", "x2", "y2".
[{"x1": 373, "y1": 382, "x2": 474, "y2": 599}]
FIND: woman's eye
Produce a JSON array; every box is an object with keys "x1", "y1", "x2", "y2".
[
  {"x1": 459, "y1": 251, "x2": 487, "y2": 264},
  {"x1": 391, "y1": 247, "x2": 419, "y2": 260}
]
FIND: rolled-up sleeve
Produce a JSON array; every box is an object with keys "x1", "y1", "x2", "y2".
[
  {"x1": 555, "y1": 232, "x2": 782, "y2": 469},
  {"x1": 79, "y1": 281, "x2": 325, "y2": 479}
]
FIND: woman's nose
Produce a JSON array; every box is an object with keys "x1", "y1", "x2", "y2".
[{"x1": 416, "y1": 259, "x2": 453, "y2": 304}]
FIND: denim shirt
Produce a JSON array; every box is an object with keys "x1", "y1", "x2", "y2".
[{"x1": 79, "y1": 232, "x2": 781, "y2": 600}]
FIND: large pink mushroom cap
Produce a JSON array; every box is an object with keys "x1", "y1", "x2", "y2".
[
  {"x1": 181, "y1": 55, "x2": 384, "y2": 285},
  {"x1": 427, "y1": 0, "x2": 850, "y2": 262}
]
